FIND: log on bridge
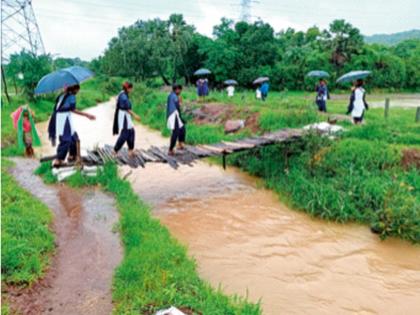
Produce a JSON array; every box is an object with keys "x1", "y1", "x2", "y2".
[{"x1": 79, "y1": 128, "x2": 308, "y2": 169}]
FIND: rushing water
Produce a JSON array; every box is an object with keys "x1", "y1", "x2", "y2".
[{"x1": 37, "y1": 101, "x2": 420, "y2": 315}]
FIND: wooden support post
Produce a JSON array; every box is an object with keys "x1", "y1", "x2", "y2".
[
  {"x1": 222, "y1": 153, "x2": 226, "y2": 170},
  {"x1": 1, "y1": 65, "x2": 10, "y2": 103},
  {"x1": 416, "y1": 107, "x2": 420, "y2": 123},
  {"x1": 384, "y1": 98, "x2": 390, "y2": 119}
]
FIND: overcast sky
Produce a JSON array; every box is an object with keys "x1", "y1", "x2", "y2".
[{"x1": 31, "y1": 0, "x2": 420, "y2": 60}]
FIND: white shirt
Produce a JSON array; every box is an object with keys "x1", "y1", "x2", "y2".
[
  {"x1": 227, "y1": 86, "x2": 235, "y2": 97},
  {"x1": 352, "y1": 87, "x2": 366, "y2": 118}
]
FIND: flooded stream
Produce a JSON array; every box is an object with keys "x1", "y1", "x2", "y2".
[{"x1": 37, "y1": 101, "x2": 420, "y2": 315}]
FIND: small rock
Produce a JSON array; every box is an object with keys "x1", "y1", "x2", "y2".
[{"x1": 224, "y1": 120, "x2": 245, "y2": 134}]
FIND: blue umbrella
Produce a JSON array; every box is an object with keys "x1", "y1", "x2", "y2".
[
  {"x1": 224, "y1": 79, "x2": 238, "y2": 85},
  {"x1": 253, "y1": 77, "x2": 269, "y2": 85},
  {"x1": 34, "y1": 66, "x2": 94, "y2": 95},
  {"x1": 307, "y1": 70, "x2": 330, "y2": 78},
  {"x1": 336, "y1": 70, "x2": 371, "y2": 84},
  {"x1": 194, "y1": 68, "x2": 211, "y2": 76}
]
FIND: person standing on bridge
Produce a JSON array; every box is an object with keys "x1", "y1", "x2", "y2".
[
  {"x1": 347, "y1": 79, "x2": 369, "y2": 124},
  {"x1": 112, "y1": 81, "x2": 141, "y2": 158},
  {"x1": 48, "y1": 84, "x2": 96, "y2": 167},
  {"x1": 167, "y1": 83, "x2": 186, "y2": 156}
]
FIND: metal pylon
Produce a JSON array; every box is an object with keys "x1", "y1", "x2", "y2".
[{"x1": 1, "y1": 0, "x2": 45, "y2": 63}]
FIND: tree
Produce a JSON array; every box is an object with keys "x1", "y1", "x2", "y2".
[
  {"x1": 327, "y1": 20, "x2": 364, "y2": 73},
  {"x1": 6, "y1": 51, "x2": 52, "y2": 99}
]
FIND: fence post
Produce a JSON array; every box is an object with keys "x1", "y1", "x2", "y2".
[
  {"x1": 416, "y1": 107, "x2": 420, "y2": 123},
  {"x1": 384, "y1": 98, "x2": 390, "y2": 119}
]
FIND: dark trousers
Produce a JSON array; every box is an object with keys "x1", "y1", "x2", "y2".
[
  {"x1": 316, "y1": 100, "x2": 327, "y2": 112},
  {"x1": 170, "y1": 119, "x2": 186, "y2": 151},
  {"x1": 261, "y1": 93, "x2": 267, "y2": 101},
  {"x1": 57, "y1": 133, "x2": 78, "y2": 161},
  {"x1": 114, "y1": 128, "x2": 135, "y2": 152}
]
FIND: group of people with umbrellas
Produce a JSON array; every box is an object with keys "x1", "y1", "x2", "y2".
[
  {"x1": 29, "y1": 65, "x2": 372, "y2": 165},
  {"x1": 308, "y1": 70, "x2": 371, "y2": 124}
]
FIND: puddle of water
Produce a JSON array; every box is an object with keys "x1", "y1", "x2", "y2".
[{"x1": 37, "y1": 101, "x2": 420, "y2": 315}]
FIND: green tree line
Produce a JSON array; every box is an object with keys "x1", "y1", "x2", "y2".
[
  {"x1": 94, "y1": 14, "x2": 420, "y2": 90},
  {"x1": 3, "y1": 15, "x2": 420, "y2": 95}
]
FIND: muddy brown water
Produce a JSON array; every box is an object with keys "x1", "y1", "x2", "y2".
[
  {"x1": 37, "y1": 101, "x2": 420, "y2": 315},
  {"x1": 9, "y1": 158, "x2": 122, "y2": 315}
]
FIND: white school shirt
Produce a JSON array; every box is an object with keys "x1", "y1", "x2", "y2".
[{"x1": 352, "y1": 87, "x2": 366, "y2": 118}]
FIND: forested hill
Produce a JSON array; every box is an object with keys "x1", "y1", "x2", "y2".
[{"x1": 365, "y1": 30, "x2": 420, "y2": 45}]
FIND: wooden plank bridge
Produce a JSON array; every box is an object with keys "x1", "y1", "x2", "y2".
[{"x1": 65, "y1": 128, "x2": 313, "y2": 170}]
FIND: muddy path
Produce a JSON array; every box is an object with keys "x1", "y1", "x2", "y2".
[
  {"x1": 7, "y1": 158, "x2": 122, "y2": 315},
  {"x1": 36, "y1": 101, "x2": 420, "y2": 315}
]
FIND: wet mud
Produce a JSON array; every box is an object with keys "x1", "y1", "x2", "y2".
[{"x1": 7, "y1": 158, "x2": 122, "y2": 315}]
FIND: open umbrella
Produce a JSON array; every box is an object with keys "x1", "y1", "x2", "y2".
[
  {"x1": 336, "y1": 70, "x2": 371, "y2": 84},
  {"x1": 307, "y1": 70, "x2": 330, "y2": 78},
  {"x1": 34, "y1": 66, "x2": 94, "y2": 95},
  {"x1": 224, "y1": 79, "x2": 238, "y2": 85},
  {"x1": 253, "y1": 77, "x2": 269, "y2": 85},
  {"x1": 194, "y1": 68, "x2": 211, "y2": 76}
]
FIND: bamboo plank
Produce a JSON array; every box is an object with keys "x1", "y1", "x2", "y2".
[{"x1": 149, "y1": 146, "x2": 178, "y2": 169}]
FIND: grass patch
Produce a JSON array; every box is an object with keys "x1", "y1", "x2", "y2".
[{"x1": 35, "y1": 162, "x2": 261, "y2": 314}]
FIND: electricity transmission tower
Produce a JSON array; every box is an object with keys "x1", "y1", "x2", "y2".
[
  {"x1": 1, "y1": 0, "x2": 45, "y2": 63},
  {"x1": 239, "y1": 0, "x2": 259, "y2": 23},
  {"x1": 1, "y1": 0, "x2": 45, "y2": 101},
  {"x1": 239, "y1": 0, "x2": 251, "y2": 22}
]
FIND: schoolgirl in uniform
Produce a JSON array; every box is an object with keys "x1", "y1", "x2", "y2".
[
  {"x1": 112, "y1": 82, "x2": 140, "y2": 157},
  {"x1": 347, "y1": 79, "x2": 369, "y2": 124},
  {"x1": 48, "y1": 84, "x2": 96, "y2": 166}
]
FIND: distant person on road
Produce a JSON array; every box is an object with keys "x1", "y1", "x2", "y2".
[
  {"x1": 260, "y1": 81, "x2": 269, "y2": 101},
  {"x1": 203, "y1": 78, "x2": 209, "y2": 96},
  {"x1": 112, "y1": 81, "x2": 140, "y2": 158},
  {"x1": 315, "y1": 79, "x2": 330, "y2": 112},
  {"x1": 196, "y1": 78, "x2": 205, "y2": 101},
  {"x1": 167, "y1": 83, "x2": 186, "y2": 156},
  {"x1": 347, "y1": 79, "x2": 369, "y2": 124},
  {"x1": 48, "y1": 84, "x2": 96, "y2": 167},
  {"x1": 226, "y1": 85, "x2": 235, "y2": 97}
]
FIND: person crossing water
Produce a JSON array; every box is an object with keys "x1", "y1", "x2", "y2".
[
  {"x1": 48, "y1": 84, "x2": 96, "y2": 167},
  {"x1": 166, "y1": 83, "x2": 186, "y2": 156},
  {"x1": 112, "y1": 81, "x2": 141, "y2": 158}
]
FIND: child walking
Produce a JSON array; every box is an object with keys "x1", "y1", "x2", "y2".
[{"x1": 11, "y1": 105, "x2": 41, "y2": 157}]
